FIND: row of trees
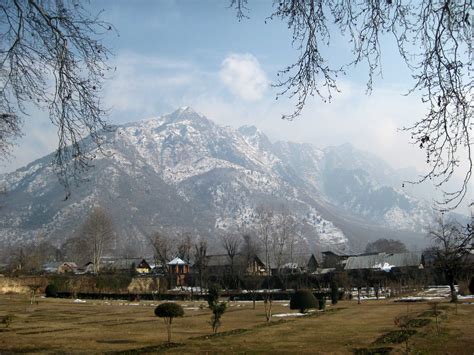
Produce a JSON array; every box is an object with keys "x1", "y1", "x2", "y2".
[
  {"x1": 2, "y1": 206, "x2": 472, "y2": 306},
  {"x1": 3, "y1": 207, "x2": 114, "y2": 274}
]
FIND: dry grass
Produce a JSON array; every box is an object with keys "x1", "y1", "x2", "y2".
[{"x1": 0, "y1": 294, "x2": 472, "y2": 354}]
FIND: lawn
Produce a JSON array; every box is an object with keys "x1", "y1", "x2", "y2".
[{"x1": 0, "y1": 294, "x2": 472, "y2": 354}]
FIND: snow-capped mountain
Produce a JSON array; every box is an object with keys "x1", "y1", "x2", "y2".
[{"x1": 0, "y1": 107, "x2": 433, "y2": 254}]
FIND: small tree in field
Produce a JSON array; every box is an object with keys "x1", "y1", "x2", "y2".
[
  {"x1": 207, "y1": 284, "x2": 227, "y2": 333},
  {"x1": 290, "y1": 289, "x2": 318, "y2": 313},
  {"x1": 154, "y1": 303, "x2": 184, "y2": 343}
]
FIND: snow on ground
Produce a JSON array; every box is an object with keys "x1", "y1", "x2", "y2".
[{"x1": 273, "y1": 313, "x2": 306, "y2": 318}]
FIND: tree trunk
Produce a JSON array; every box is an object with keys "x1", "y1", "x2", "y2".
[{"x1": 167, "y1": 318, "x2": 172, "y2": 343}]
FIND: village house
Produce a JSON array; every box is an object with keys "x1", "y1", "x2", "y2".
[
  {"x1": 168, "y1": 257, "x2": 189, "y2": 286},
  {"x1": 344, "y1": 252, "x2": 424, "y2": 272},
  {"x1": 108, "y1": 258, "x2": 153, "y2": 274},
  {"x1": 203, "y1": 254, "x2": 267, "y2": 276},
  {"x1": 43, "y1": 262, "x2": 78, "y2": 274}
]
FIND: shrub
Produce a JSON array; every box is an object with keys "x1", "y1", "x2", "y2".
[
  {"x1": 45, "y1": 284, "x2": 57, "y2": 298},
  {"x1": 210, "y1": 302, "x2": 227, "y2": 333},
  {"x1": 207, "y1": 284, "x2": 221, "y2": 308},
  {"x1": 207, "y1": 284, "x2": 227, "y2": 333},
  {"x1": 154, "y1": 303, "x2": 184, "y2": 343},
  {"x1": 318, "y1": 297, "x2": 326, "y2": 310},
  {"x1": 290, "y1": 289, "x2": 318, "y2": 313}
]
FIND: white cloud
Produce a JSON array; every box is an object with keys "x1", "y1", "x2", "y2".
[{"x1": 219, "y1": 53, "x2": 268, "y2": 101}]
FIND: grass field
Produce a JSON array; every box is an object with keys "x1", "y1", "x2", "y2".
[{"x1": 0, "y1": 294, "x2": 473, "y2": 354}]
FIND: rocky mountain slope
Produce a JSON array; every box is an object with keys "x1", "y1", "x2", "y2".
[{"x1": 0, "y1": 107, "x2": 434, "y2": 254}]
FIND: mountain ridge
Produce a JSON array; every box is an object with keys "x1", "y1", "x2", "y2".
[{"x1": 0, "y1": 107, "x2": 434, "y2": 255}]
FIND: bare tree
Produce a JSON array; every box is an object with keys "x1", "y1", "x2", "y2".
[
  {"x1": 272, "y1": 212, "x2": 297, "y2": 274},
  {"x1": 177, "y1": 232, "x2": 192, "y2": 264},
  {"x1": 193, "y1": 238, "x2": 208, "y2": 293},
  {"x1": 0, "y1": 0, "x2": 114, "y2": 197},
  {"x1": 149, "y1": 231, "x2": 175, "y2": 272},
  {"x1": 254, "y1": 205, "x2": 274, "y2": 322},
  {"x1": 429, "y1": 215, "x2": 473, "y2": 302},
  {"x1": 80, "y1": 207, "x2": 114, "y2": 273},
  {"x1": 232, "y1": 0, "x2": 473, "y2": 209},
  {"x1": 365, "y1": 238, "x2": 408, "y2": 254},
  {"x1": 221, "y1": 234, "x2": 241, "y2": 277}
]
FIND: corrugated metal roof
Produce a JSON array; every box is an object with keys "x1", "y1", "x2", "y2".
[{"x1": 344, "y1": 252, "x2": 423, "y2": 270}]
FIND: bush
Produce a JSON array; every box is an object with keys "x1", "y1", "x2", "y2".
[
  {"x1": 207, "y1": 284, "x2": 227, "y2": 333},
  {"x1": 207, "y1": 284, "x2": 221, "y2": 308},
  {"x1": 290, "y1": 289, "x2": 318, "y2": 313},
  {"x1": 318, "y1": 297, "x2": 326, "y2": 310},
  {"x1": 45, "y1": 284, "x2": 57, "y2": 298},
  {"x1": 210, "y1": 302, "x2": 227, "y2": 333}
]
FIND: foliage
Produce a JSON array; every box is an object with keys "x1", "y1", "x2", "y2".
[
  {"x1": 45, "y1": 284, "x2": 57, "y2": 298},
  {"x1": 365, "y1": 239, "x2": 408, "y2": 254},
  {"x1": 154, "y1": 303, "x2": 184, "y2": 343},
  {"x1": 0, "y1": 0, "x2": 114, "y2": 196},
  {"x1": 210, "y1": 302, "x2": 227, "y2": 334},
  {"x1": 154, "y1": 303, "x2": 184, "y2": 318},
  {"x1": 318, "y1": 297, "x2": 326, "y2": 311},
  {"x1": 207, "y1": 284, "x2": 221, "y2": 308},
  {"x1": 290, "y1": 289, "x2": 318, "y2": 313},
  {"x1": 207, "y1": 284, "x2": 227, "y2": 333}
]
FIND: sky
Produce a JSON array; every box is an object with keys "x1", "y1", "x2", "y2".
[{"x1": 1, "y1": 0, "x2": 472, "y2": 211}]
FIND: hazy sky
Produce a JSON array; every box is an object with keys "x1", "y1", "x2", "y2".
[{"x1": 2, "y1": 0, "x2": 471, "y2": 206}]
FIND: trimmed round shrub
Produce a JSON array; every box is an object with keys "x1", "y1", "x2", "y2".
[
  {"x1": 154, "y1": 303, "x2": 184, "y2": 318},
  {"x1": 290, "y1": 289, "x2": 318, "y2": 313},
  {"x1": 155, "y1": 302, "x2": 184, "y2": 343},
  {"x1": 45, "y1": 284, "x2": 57, "y2": 298}
]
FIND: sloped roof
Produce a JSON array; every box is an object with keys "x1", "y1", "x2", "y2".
[
  {"x1": 112, "y1": 258, "x2": 144, "y2": 270},
  {"x1": 206, "y1": 254, "x2": 231, "y2": 267},
  {"x1": 168, "y1": 257, "x2": 187, "y2": 265},
  {"x1": 344, "y1": 252, "x2": 423, "y2": 270}
]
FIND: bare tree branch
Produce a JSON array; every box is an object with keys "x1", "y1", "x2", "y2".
[
  {"x1": 0, "y1": 0, "x2": 114, "y2": 198},
  {"x1": 234, "y1": 0, "x2": 473, "y2": 209}
]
